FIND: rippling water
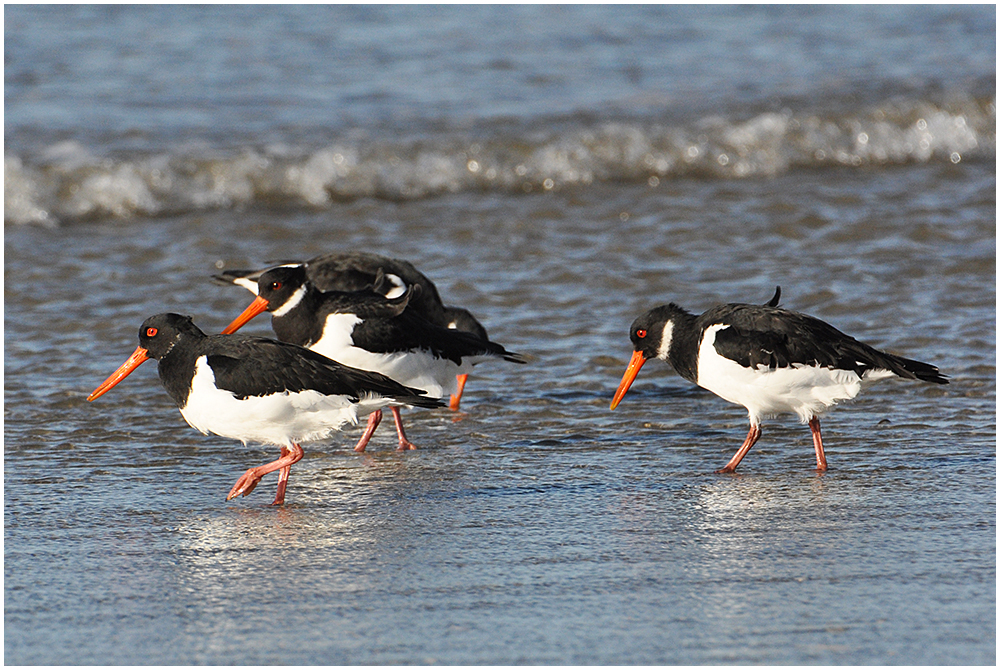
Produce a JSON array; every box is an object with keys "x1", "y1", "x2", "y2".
[{"x1": 5, "y1": 5, "x2": 996, "y2": 665}]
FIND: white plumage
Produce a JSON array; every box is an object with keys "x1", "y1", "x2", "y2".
[
  {"x1": 179, "y1": 356, "x2": 395, "y2": 446},
  {"x1": 696, "y1": 324, "x2": 895, "y2": 425},
  {"x1": 612, "y1": 291, "x2": 948, "y2": 472},
  {"x1": 312, "y1": 314, "x2": 482, "y2": 399}
]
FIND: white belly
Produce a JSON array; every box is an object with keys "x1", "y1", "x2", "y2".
[
  {"x1": 696, "y1": 324, "x2": 890, "y2": 425},
  {"x1": 321, "y1": 345, "x2": 464, "y2": 399},
  {"x1": 179, "y1": 357, "x2": 394, "y2": 446},
  {"x1": 309, "y1": 314, "x2": 468, "y2": 398}
]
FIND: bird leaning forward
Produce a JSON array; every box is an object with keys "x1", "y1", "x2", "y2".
[
  {"x1": 89, "y1": 313, "x2": 443, "y2": 505},
  {"x1": 610, "y1": 287, "x2": 948, "y2": 473}
]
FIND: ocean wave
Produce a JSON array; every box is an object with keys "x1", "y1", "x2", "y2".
[{"x1": 5, "y1": 92, "x2": 994, "y2": 226}]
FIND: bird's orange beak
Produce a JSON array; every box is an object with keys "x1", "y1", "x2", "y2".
[
  {"x1": 610, "y1": 349, "x2": 647, "y2": 410},
  {"x1": 221, "y1": 295, "x2": 270, "y2": 334},
  {"x1": 88, "y1": 345, "x2": 151, "y2": 401}
]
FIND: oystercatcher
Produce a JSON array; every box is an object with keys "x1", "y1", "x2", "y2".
[
  {"x1": 610, "y1": 287, "x2": 948, "y2": 472},
  {"x1": 213, "y1": 251, "x2": 488, "y2": 409},
  {"x1": 88, "y1": 313, "x2": 443, "y2": 504},
  {"x1": 220, "y1": 265, "x2": 527, "y2": 452}
]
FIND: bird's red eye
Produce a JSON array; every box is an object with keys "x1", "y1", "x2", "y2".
[
  {"x1": 636, "y1": 329, "x2": 647, "y2": 338},
  {"x1": 146, "y1": 327, "x2": 158, "y2": 337},
  {"x1": 270, "y1": 281, "x2": 282, "y2": 291}
]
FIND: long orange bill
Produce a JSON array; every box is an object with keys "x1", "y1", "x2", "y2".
[
  {"x1": 221, "y1": 295, "x2": 270, "y2": 334},
  {"x1": 610, "y1": 349, "x2": 647, "y2": 410},
  {"x1": 88, "y1": 345, "x2": 151, "y2": 401}
]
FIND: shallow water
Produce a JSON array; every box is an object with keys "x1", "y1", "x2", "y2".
[{"x1": 4, "y1": 5, "x2": 996, "y2": 665}]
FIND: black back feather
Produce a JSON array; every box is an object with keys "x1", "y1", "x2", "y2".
[
  {"x1": 213, "y1": 251, "x2": 490, "y2": 339},
  {"x1": 704, "y1": 304, "x2": 948, "y2": 383},
  {"x1": 202, "y1": 336, "x2": 444, "y2": 407},
  {"x1": 349, "y1": 310, "x2": 527, "y2": 365},
  {"x1": 140, "y1": 314, "x2": 443, "y2": 409}
]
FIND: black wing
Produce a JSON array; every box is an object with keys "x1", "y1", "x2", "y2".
[
  {"x1": 351, "y1": 311, "x2": 525, "y2": 365},
  {"x1": 306, "y1": 252, "x2": 450, "y2": 316},
  {"x1": 308, "y1": 251, "x2": 490, "y2": 338},
  {"x1": 705, "y1": 303, "x2": 947, "y2": 383},
  {"x1": 204, "y1": 335, "x2": 444, "y2": 408}
]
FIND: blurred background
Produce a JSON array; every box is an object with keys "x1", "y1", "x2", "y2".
[{"x1": 6, "y1": 5, "x2": 994, "y2": 224}]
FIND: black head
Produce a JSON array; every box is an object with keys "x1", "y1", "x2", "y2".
[
  {"x1": 256, "y1": 265, "x2": 311, "y2": 313},
  {"x1": 89, "y1": 313, "x2": 205, "y2": 401},
  {"x1": 138, "y1": 313, "x2": 205, "y2": 360},
  {"x1": 220, "y1": 265, "x2": 313, "y2": 336},
  {"x1": 611, "y1": 303, "x2": 692, "y2": 410},
  {"x1": 629, "y1": 304, "x2": 690, "y2": 361}
]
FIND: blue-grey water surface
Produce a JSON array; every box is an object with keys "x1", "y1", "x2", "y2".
[{"x1": 4, "y1": 5, "x2": 995, "y2": 665}]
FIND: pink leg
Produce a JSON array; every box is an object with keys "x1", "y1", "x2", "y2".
[
  {"x1": 449, "y1": 373, "x2": 468, "y2": 411},
  {"x1": 273, "y1": 446, "x2": 292, "y2": 506},
  {"x1": 809, "y1": 416, "x2": 828, "y2": 471},
  {"x1": 391, "y1": 406, "x2": 417, "y2": 450},
  {"x1": 716, "y1": 424, "x2": 762, "y2": 474},
  {"x1": 227, "y1": 443, "x2": 304, "y2": 503},
  {"x1": 353, "y1": 410, "x2": 382, "y2": 452}
]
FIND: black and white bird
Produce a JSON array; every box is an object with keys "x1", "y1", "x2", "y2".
[
  {"x1": 88, "y1": 313, "x2": 443, "y2": 505},
  {"x1": 221, "y1": 265, "x2": 526, "y2": 452},
  {"x1": 213, "y1": 251, "x2": 488, "y2": 408},
  {"x1": 610, "y1": 287, "x2": 948, "y2": 472}
]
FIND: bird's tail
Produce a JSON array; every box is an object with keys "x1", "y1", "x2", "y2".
[
  {"x1": 502, "y1": 350, "x2": 529, "y2": 364},
  {"x1": 872, "y1": 350, "x2": 949, "y2": 385},
  {"x1": 396, "y1": 392, "x2": 447, "y2": 410},
  {"x1": 358, "y1": 389, "x2": 444, "y2": 410}
]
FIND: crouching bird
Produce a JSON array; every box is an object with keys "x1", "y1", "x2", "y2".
[
  {"x1": 212, "y1": 250, "x2": 489, "y2": 409},
  {"x1": 89, "y1": 313, "x2": 443, "y2": 504},
  {"x1": 610, "y1": 288, "x2": 948, "y2": 472},
  {"x1": 220, "y1": 265, "x2": 526, "y2": 452}
]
